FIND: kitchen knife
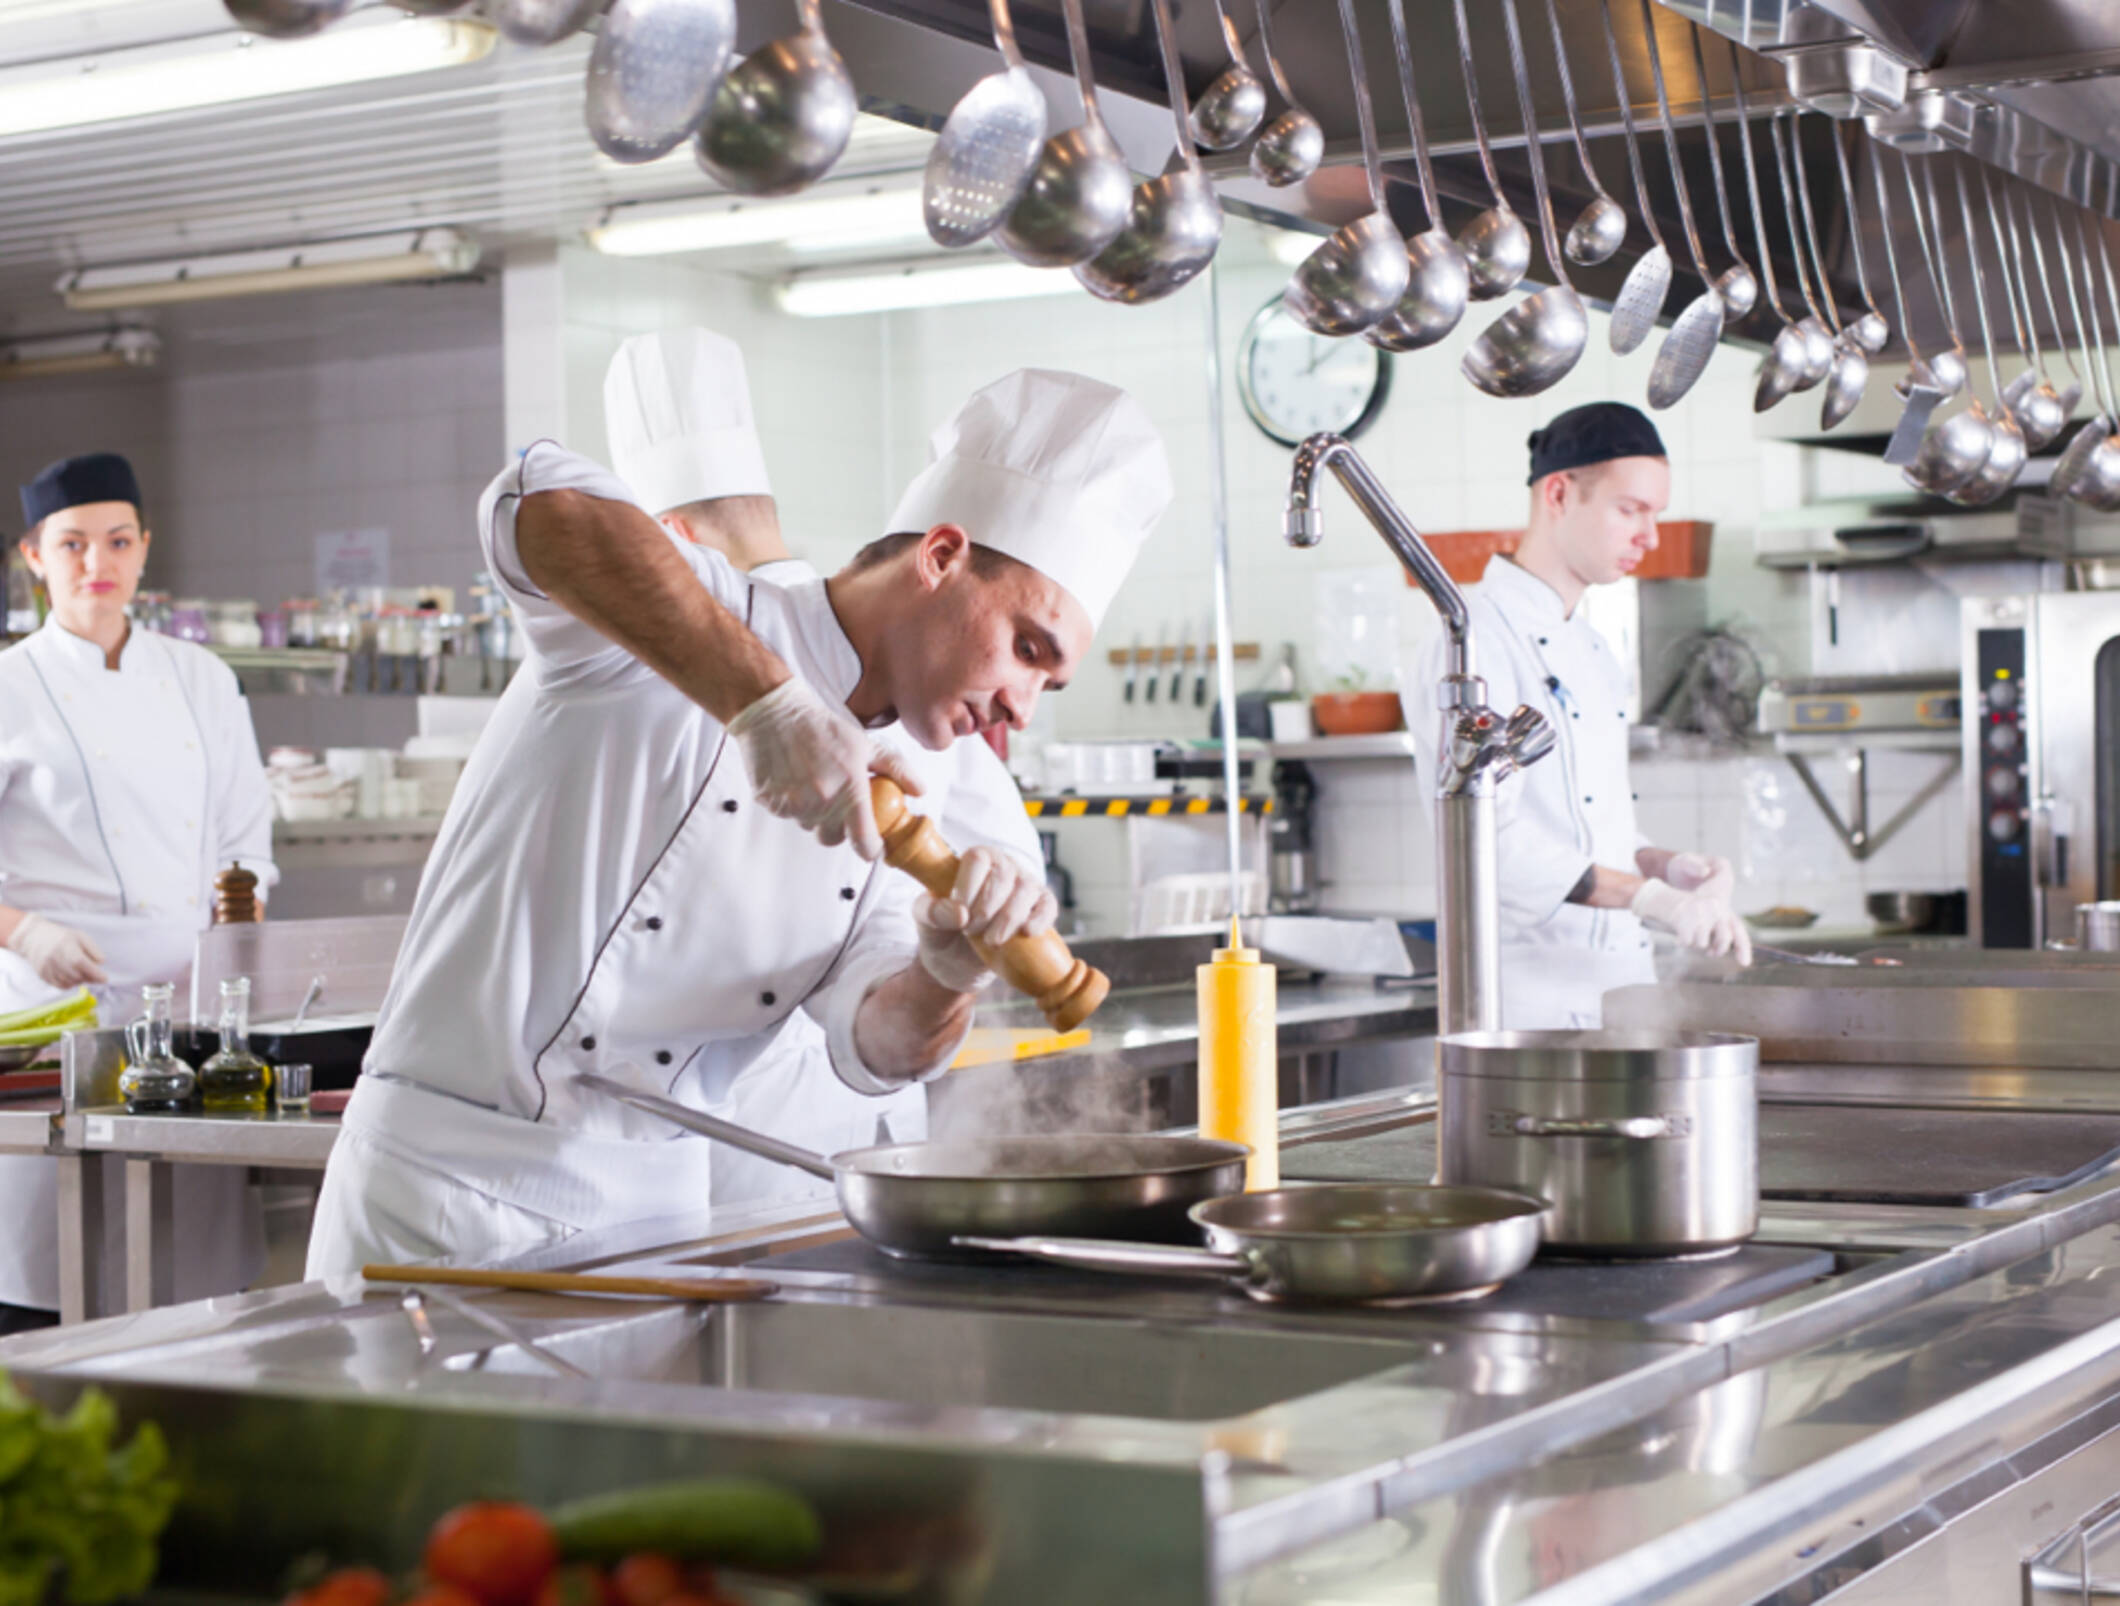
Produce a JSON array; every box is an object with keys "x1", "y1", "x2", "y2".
[
  {"x1": 1170, "y1": 617, "x2": 1190, "y2": 703},
  {"x1": 1124, "y1": 632, "x2": 1142, "y2": 703},
  {"x1": 1146, "y1": 623, "x2": 1165, "y2": 703},
  {"x1": 1194, "y1": 612, "x2": 1211, "y2": 706}
]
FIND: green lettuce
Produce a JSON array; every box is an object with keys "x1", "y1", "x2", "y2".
[{"x1": 0, "y1": 1376, "x2": 178, "y2": 1604}]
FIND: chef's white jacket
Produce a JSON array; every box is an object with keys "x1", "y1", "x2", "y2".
[
  {"x1": 0, "y1": 617, "x2": 274, "y2": 1309},
  {"x1": 307, "y1": 446, "x2": 960, "y2": 1276},
  {"x1": 708, "y1": 558, "x2": 1043, "y2": 1206},
  {"x1": 1409, "y1": 557, "x2": 1656, "y2": 1029}
]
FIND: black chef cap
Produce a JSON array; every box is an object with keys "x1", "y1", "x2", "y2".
[
  {"x1": 1525, "y1": 403, "x2": 1667, "y2": 485},
  {"x1": 20, "y1": 451, "x2": 143, "y2": 529}
]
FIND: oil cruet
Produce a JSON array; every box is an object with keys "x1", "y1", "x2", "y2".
[
  {"x1": 120, "y1": 982, "x2": 196, "y2": 1114},
  {"x1": 198, "y1": 977, "x2": 273, "y2": 1114}
]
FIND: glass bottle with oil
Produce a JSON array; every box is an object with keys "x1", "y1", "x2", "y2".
[
  {"x1": 198, "y1": 977, "x2": 273, "y2": 1113},
  {"x1": 120, "y1": 982, "x2": 196, "y2": 1113}
]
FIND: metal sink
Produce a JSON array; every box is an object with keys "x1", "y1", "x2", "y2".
[{"x1": 446, "y1": 1296, "x2": 1439, "y2": 1422}]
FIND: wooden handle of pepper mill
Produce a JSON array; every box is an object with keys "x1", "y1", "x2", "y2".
[{"x1": 871, "y1": 777, "x2": 1110, "y2": 1032}]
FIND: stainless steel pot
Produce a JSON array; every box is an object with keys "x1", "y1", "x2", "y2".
[
  {"x1": 1438, "y1": 1030, "x2": 1759, "y2": 1256},
  {"x1": 2078, "y1": 901, "x2": 2120, "y2": 952}
]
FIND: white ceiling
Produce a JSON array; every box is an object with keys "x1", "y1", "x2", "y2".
[{"x1": 0, "y1": 0, "x2": 940, "y2": 339}]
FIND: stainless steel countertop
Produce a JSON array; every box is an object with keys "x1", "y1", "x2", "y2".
[{"x1": 62, "y1": 1106, "x2": 339, "y2": 1166}]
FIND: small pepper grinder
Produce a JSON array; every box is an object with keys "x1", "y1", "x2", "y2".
[{"x1": 213, "y1": 865, "x2": 261, "y2": 924}]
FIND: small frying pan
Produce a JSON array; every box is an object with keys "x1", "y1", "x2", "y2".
[
  {"x1": 961, "y1": 1182, "x2": 1548, "y2": 1304},
  {"x1": 581, "y1": 1074, "x2": 1250, "y2": 1260}
]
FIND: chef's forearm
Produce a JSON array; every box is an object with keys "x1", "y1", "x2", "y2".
[
  {"x1": 1567, "y1": 864, "x2": 1645, "y2": 910},
  {"x1": 0, "y1": 907, "x2": 22, "y2": 945},
  {"x1": 851, "y1": 966, "x2": 977, "y2": 1084},
  {"x1": 1633, "y1": 846, "x2": 1677, "y2": 883},
  {"x1": 514, "y1": 488, "x2": 790, "y2": 724}
]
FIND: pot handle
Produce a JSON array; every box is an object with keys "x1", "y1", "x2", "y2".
[
  {"x1": 1492, "y1": 1112, "x2": 1686, "y2": 1140},
  {"x1": 955, "y1": 1234, "x2": 1257, "y2": 1281}
]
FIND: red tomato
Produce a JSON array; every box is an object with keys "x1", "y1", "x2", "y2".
[
  {"x1": 403, "y1": 1588, "x2": 484, "y2": 1606},
  {"x1": 534, "y1": 1564, "x2": 612, "y2": 1606},
  {"x1": 294, "y1": 1568, "x2": 394, "y2": 1606},
  {"x1": 423, "y1": 1503, "x2": 559, "y2": 1606},
  {"x1": 608, "y1": 1557, "x2": 682, "y2": 1606}
]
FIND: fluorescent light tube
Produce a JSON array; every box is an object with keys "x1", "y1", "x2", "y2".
[
  {"x1": 0, "y1": 13, "x2": 495, "y2": 138},
  {"x1": 777, "y1": 257, "x2": 1084, "y2": 317},
  {"x1": 0, "y1": 328, "x2": 160, "y2": 381},
  {"x1": 588, "y1": 183, "x2": 931, "y2": 259},
  {"x1": 60, "y1": 229, "x2": 481, "y2": 311}
]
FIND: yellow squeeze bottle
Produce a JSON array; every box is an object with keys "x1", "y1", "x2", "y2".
[{"x1": 1197, "y1": 915, "x2": 1278, "y2": 1190}]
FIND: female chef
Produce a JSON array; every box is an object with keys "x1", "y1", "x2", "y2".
[{"x1": 0, "y1": 451, "x2": 274, "y2": 1327}]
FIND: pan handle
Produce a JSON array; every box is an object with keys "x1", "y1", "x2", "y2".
[
  {"x1": 578, "y1": 1073, "x2": 838, "y2": 1181},
  {"x1": 1492, "y1": 1112, "x2": 1683, "y2": 1140},
  {"x1": 955, "y1": 1234, "x2": 1257, "y2": 1281}
]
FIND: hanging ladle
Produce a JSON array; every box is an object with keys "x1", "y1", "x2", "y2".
[
  {"x1": 224, "y1": 0, "x2": 354, "y2": 37},
  {"x1": 996, "y1": 0, "x2": 1133, "y2": 266},
  {"x1": 1684, "y1": 20, "x2": 1757, "y2": 322},
  {"x1": 1638, "y1": 0, "x2": 1725, "y2": 410},
  {"x1": 1992, "y1": 178, "x2": 2068, "y2": 446},
  {"x1": 1862, "y1": 133, "x2": 1950, "y2": 462},
  {"x1": 1190, "y1": 0, "x2": 1267, "y2": 151},
  {"x1": 1905, "y1": 152, "x2": 1970, "y2": 398},
  {"x1": 2046, "y1": 195, "x2": 2112, "y2": 502},
  {"x1": 1826, "y1": 124, "x2": 1889, "y2": 352},
  {"x1": 1726, "y1": 33, "x2": 1809, "y2": 411},
  {"x1": 1766, "y1": 113, "x2": 1836, "y2": 392},
  {"x1": 1462, "y1": 0, "x2": 1588, "y2": 398},
  {"x1": 2019, "y1": 183, "x2": 2086, "y2": 418},
  {"x1": 1598, "y1": 0, "x2": 1671, "y2": 353},
  {"x1": 1947, "y1": 161, "x2": 2028, "y2": 508},
  {"x1": 1248, "y1": 0, "x2": 1323, "y2": 186},
  {"x1": 587, "y1": 0, "x2": 737, "y2": 165},
  {"x1": 1899, "y1": 153, "x2": 1992, "y2": 495},
  {"x1": 2063, "y1": 201, "x2": 2120, "y2": 513},
  {"x1": 492, "y1": 0, "x2": 602, "y2": 44},
  {"x1": 694, "y1": 0, "x2": 856, "y2": 196},
  {"x1": 1452, "y1": 0, "x2": 1532, "y2": 300},
  {"x1": 1543, "y1": 0, "x2": 1625, "y2": 265},
  {"x1": 1783, "y1": 112, "x2": 1866, "y2": 429},
  {"x1": 921, "y1": 0, "x2": 1049, "y2": 247},
  {"x1": 1283, "y1": 0, "x2": 1408, "y2": 335},
  {"x1": 1365, "y1": 0, "x2": 1469, "y2": 350},
  {"x1": 1076, "y1": 0, "x2": 1225, "y2": 304}
]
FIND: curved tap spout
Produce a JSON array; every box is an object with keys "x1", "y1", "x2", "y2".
[{"x1": 1286, "y1": 432, "x2": 1475, "y2": 686}]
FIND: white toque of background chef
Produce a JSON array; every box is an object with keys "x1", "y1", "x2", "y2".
[
  {"x1": 0, "y1": 452, "x2": 274, "y2": 1325},
  {"x1": 306, "y1": 364, "x2": 1171, "y2": 1276},
  {"x1": 1410, "y1": 402, "x2": 1751, "y2": 1032},
  {"x1": 602, "y1": 326, "x2": 1047, "y2": 1199}
]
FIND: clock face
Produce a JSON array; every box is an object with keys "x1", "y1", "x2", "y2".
[{"x1": 1237, "y1": 299, "x2": 1392, "y2": 448}]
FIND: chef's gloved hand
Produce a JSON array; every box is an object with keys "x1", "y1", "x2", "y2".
[
  {"x1": 1664, "y1": 851, "x2": 1737, "y2": 905},
  {"x1": 1630, "y1": 878, "x2": 1753, "y2": 965},
  {"x1": 726, "y1": 677, "x2": 922, "y2": 860},
  {"x1": 5, "y1": 913, "x2": 107, "y2": 988},
  {"x1": 913, "y1": 848, "x2": 1058, "y2": 994}
]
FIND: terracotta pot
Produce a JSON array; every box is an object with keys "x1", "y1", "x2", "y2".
[{"x1": 1311, "y1": 691, "x2": 1404, "y2": 735}]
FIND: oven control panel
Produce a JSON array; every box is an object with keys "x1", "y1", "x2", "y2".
[{"x1": 1977, "y1": 628, "x2": 2033, "y2": 948}]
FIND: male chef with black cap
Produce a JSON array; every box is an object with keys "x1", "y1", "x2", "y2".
[{"x1": 1411, "y1": 402, "x2": 1750, "y2": 1030}]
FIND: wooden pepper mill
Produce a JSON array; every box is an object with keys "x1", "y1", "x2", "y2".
[
  {"x1": 871, "y1": 777, "x2": 1109, "y2": 1031},
  {"x1": 212, "y1": 865, "x2": 262, "y2": 925}
]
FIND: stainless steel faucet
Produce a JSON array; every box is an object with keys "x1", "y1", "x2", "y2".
[{"x1": 1285, "y1": 433, "x2": 1555, "y2": 1036}]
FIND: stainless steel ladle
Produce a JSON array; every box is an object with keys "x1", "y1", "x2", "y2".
[
  {"x1": 1190, "y1": 0, "x2": 1266, "y2": 152},
  {"x1": 1948, "y1": 162, "x2": 2028, "y2": 507},
  {"x1": 1685, "y1": 20, "x2": 1757, "y2": 323},
  {"x1": 1545, "y1": 0, "x2": 1626, "y2": 265},
  {"x1": 2021, "y1": 187, "x2": 2086, "y2": 419},
  {"x1": 1282, "y1": 0, "x2": 1407, "y2": 334},
  {"x1": 1983, "y1": 171, "x2": 2066, "y2": 449},
  {"x1": 588, "y1": 0, "x2": 737, "y2": 165},
  {"x1": 1599, "y1": 0, "x2": 1672, "y2": 353},
  {"x1": 694, "y1": 0, "x2": 855, "y2": 196},
  {"x1": 995, "y1": 0, "x2": 1133, "y2": 267},
  {"x1": 1996, "y1": 180, "x2": 2072, "y2": 440},
  {"x1": 1826, "y1": 123, "x2": 1889, "y2": 353},
  {"x1": 1077, "y1": 0, "x2": 1224, "y2": 304},
  {"x1": 1784, "y1": 113, "x2": 1865, "y2": 429},
  {"x1": 1905, "y1": 153, "x2": 1970, "y2": 398},
  {"x1": 1366, "y1": 0, "x2": 1470, "y2": 350},
  {"x1": 1452, "y1": 0, "x2": 1532, "y2": 300},
  {"x1": 1638, "y1": 0, "x2": 1724, "y2": 409},
  {"x1": 2065, "y1": 200, "x2": 2120, "y2": 513},
  {"x1": 1248, "y1": 0, "x2": 1323, "y2": 186},
  {"x1": 1863, "y1": 133, "x2": 1950, "y2": 460},
  {"x1": 1899, "y1": 153, "x2": 1991, "y2": 494},
  {"x1": 922, "y1": 0, "x2": 1049, "y2": 246},
  {"x1": 1726, "y1": 35, "x2": 1808, "y2": 411},
  {"x1": 1462, "y1": 0, "x2": 1588, "y2": 397},
  {"x1": 225, "y1": 0, "x2": 354, "y2": 37},
  {"x1": 2046, "y1": 194, "x2": 2112, "y2": 502},
  {"x1": 1766, "y1": 113, "x2": 1836, "y2": 392}
]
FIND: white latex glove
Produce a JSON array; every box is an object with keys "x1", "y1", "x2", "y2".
[
  {"x1": 5, "y1": 913, "x2": 107, "y2": 988},
  {"x1": 1664, "y1": 851, "x2": 1736, "y2": 905},
  {"x1": 726, "y1": 678, "x2": 921, "y2": 860},
  {"x1": 913, "y1": 847, "x2": 1057, "y2": 994},
  {"x1": 1631, "y1": 878, "x2": 1753, "y2": 965}
]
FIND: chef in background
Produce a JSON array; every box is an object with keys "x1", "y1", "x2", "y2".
[
  {"x1": 306, "y1": 368, "x2": 1169, "y2": 1276},
  {"x1": 604, "y1": 328, "x2": 1044, "y2": 1200},
  {"x1": 0, "y1": 452, "x2": 272, "y2": 1327},
  {"x1": 1409, "y1": 404, "x2": 1750, "y2": 1031}
]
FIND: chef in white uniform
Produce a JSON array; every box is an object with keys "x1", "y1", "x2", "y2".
[
  {"x1": 603, "y1": 329, "x2": 1044, "y2": 1202},
  {"x1": 0, "y1": 452, "x2": 272, "y2": 1326},
  {"x1": 1410, "y1": 404, "x2": 1749, "y2": 1030},
  {"x1": 306, "y1": 368, "x2": 1169, "y2": 1275}
]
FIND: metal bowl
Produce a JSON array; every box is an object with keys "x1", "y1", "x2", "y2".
[
  {"x1": 1865, "y1": 890, "x2": 1964, "y2": 935},
  {"x1": 0, "y1": 1044, "x2": 45, "y2": 1073}
]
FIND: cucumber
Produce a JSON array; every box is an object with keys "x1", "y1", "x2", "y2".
[{"x1": 548, "y1": 1478, "x2": 823, "y2": 1568}]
